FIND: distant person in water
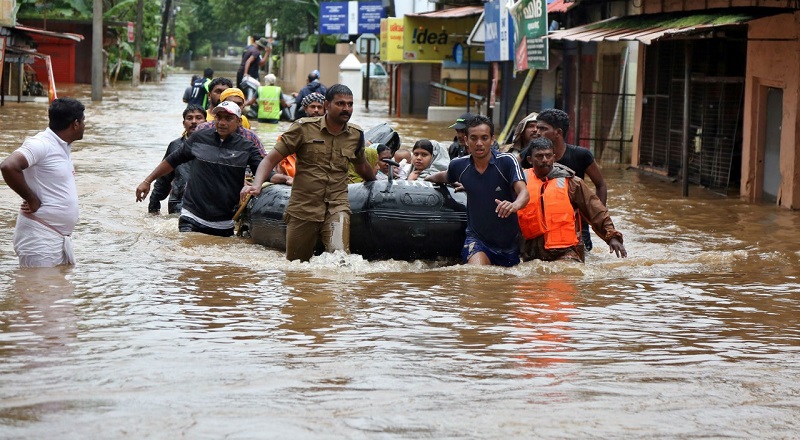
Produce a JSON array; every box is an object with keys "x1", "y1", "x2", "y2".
[
  {"x1": 293, "y1": 70, "x2": 327, "y2": 120},
  {"x1": 237, "y1": 37, "x2": 269, "y2": 90},
  {"x1": 186, "y1": 68, "x2": 213, "y2": 108},
  {"x1": 183, "y1": 75, "x2": 200, "y2": 103}
]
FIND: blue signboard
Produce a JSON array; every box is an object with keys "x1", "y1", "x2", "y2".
[
  {"x1": 358, "y1": 2, "x2": 384, "y2": 34},
  {"x1": 320, "y1": 1, "x2": 385, "y2": 35},
  {"x1": 484, "y1": 0, "x2": 514, "y2": 62},
  {"x1": 320, "y1": 2, "x2": 348, "y2": 34},
  {"x1": 453, "y1": 43, "x2": 464, "y2": 65}
]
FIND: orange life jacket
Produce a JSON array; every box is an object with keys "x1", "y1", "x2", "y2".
[
  {"x1": 279, "y1": 154, "x2": 297, "y2": 178},
  {"x1": 518, "y1": 169, "x2": 580, "y2": 249}
]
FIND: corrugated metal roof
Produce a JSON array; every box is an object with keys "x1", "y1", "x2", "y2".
[
  {"x1": 406, "y1": 6, "x2": 484, "y2": 19},
  {"x1": 14, "y1": 24, "x2": 84, "y2": 42},
  {"x1": 547, "y1": 0, "x2": 577, "y2": 14},
  {"x1": 547, "y1": 12, "x2": 759, "y2": 45}
]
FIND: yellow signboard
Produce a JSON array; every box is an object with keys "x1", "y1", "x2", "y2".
[
  {"x1": 402, "y1": 15, "x2": 483, "y2": 63},
  {"x1": 380, "y1": 18, "x2": 404, "y2": 62}
]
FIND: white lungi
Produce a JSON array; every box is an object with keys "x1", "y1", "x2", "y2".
[{"x1": 13, "y1": 214, "x2": 75, "y2": 268}]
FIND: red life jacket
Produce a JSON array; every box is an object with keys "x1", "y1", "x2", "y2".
[{"x1": 518, "y1": 169, "x2": 580, "y2": 249}]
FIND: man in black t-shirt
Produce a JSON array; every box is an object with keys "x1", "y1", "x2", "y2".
[{"x1": 533, "y1": 108, "x2": 608, "y2": 251}]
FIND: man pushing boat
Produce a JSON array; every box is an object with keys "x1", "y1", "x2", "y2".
[{"x1": 242, "y1": 84, "x2": 376, "y2": 262}]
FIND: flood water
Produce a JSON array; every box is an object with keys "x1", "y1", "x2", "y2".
[{"x1": 1, "y1": 73, "x2": 798, "y2": 438}]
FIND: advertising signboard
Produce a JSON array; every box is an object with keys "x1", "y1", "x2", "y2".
[
  {"x1": 508, "y1": 0, "x2": 548, "y2": 71},
  {"x1": 402, "y1": 15, "x2": 483, "y2": 63},
  {"x1": 380, "y1": 18, "x2": 404, "y2": 62},
  {"x1": 484, "y1": 0, "x2": 514, "y2": 62}
]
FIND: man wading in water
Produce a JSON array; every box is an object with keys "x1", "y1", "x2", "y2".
[
  {"x1": 242, "y1": 84, "x2": 375, "y2": 262},
  {"x1": 135, "y1": 101, "x2": 263, "y2": 237},
  {"x1": 1, "y1": 98, "x2": 85, "y2": 267}
]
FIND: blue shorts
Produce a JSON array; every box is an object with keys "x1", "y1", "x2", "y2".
[{"x1": 461, "y1": 234, "x2": 520, "y2": 267}]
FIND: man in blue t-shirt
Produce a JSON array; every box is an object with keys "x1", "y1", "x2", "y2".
[{"x1": 427, "y1": 115, "x2": 529, "y2": 267}]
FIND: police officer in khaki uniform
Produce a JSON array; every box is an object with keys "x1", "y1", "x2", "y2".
[{"x1": 243, "y1": 84, "x2": 376, "y2": 261}]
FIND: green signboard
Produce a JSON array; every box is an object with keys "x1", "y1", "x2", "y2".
[{"x1": 509, "y1": 0, "x2": 548, "y2": 71}]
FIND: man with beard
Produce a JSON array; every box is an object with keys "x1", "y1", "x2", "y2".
[
  {"x1": 148, "y1": 104, "x2": 206, "y2": 214},
  {"x1": 243, "y1": 84, "x2": 375, "y2": 261},
  {"x1": 136, "y1": 101, "x2": 263, "y2": 237},
  {"x1": 517, "y1": 137, "x2": 625, "y2": 263}
]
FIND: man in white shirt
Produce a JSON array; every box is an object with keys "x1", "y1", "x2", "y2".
[{"x1": 1, "y1": 98, "x2": 85, "y2": 267}]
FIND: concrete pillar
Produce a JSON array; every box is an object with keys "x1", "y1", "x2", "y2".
[{"x1": 339, "y1": 53, "x2": 362, "y2": 102}]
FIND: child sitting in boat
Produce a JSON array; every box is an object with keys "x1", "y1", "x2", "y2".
[{"x1": 407, "y1": 139, "x2": 450, "y2": 181}]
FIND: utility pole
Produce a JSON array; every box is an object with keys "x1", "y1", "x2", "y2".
[
  {"x1": 156, "y1": 0, "x2": 173, "y2": 84},
  {"x1": 132, "y1": 0, "x2": 144, "y2": 87},
  {"x1": 91, "y1": 0, "x2": 103, "y2": 101}
]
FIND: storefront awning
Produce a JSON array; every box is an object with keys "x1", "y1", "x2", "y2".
[
  {"x1": 546, "y1": 11, "x2": 762, "y2": 45},
  {"x1": 13, "y1": 24, "x2": 84, "y2": 42},
  {"x1": 406, "y1": 6, "x2": 483, "y2": 19}
]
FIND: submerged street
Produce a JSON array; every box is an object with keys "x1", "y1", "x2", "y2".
[{"x1": 0, "y1": 73, "x2": 798, "y2": 438}]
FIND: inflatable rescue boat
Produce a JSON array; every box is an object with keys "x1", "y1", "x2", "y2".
[{"x1": 239, "y1": 179, "x2": 468, "y2": 261}]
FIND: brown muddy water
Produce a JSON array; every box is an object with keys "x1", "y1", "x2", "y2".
[{"x1": 0, "y1": 73, "x2": 798, "y2": 439}]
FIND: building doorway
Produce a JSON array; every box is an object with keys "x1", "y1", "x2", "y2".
[{"x1": 762, "y1": 87, "x2": 783, "y2": 203}]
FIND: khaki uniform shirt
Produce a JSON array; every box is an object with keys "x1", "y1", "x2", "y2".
[{"x1": 275, "y1": 116, "x2": 365, "y2": 222}]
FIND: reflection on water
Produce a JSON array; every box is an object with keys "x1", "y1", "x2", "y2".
[{"x1": 0, "y1": 74, "x2": 799, "y2": 438}]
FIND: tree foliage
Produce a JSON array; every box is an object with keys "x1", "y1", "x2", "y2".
[{"x1": 16, "y1": 0, "x2": 370, "y2": 62}]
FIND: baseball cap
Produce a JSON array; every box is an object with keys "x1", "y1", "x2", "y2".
[
  {"x1": 256, "y1": 37, "x2": 270, "y2": 48},
  {"x1": 449, "y1": 112, "x2": 474, "y2": 130},
  {"x1": 211, "y1": 100, "x2": 241, "y2": 118}
]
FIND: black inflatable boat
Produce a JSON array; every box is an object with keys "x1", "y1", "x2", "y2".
[{"x1": 239, "y1": 180, "x2": 468, "y2": 261}]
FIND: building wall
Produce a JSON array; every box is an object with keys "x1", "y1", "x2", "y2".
[
  {"x1": 281, "y1": 44, "x2": 350, "y2": 95},
  {"x1": 742, "y1": 12, "x2": 800, "y2": 208}
]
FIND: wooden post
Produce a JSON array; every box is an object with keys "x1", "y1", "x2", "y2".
[
  {"x1": 681, "y1": 42, "x2": 692, "y2": 197},
  {"x1": 91, "y1": 0, "x2": 103, "y2": 101},
  {"x1": 132, "y1": 0, "x2": 143, "y2": 87}
]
